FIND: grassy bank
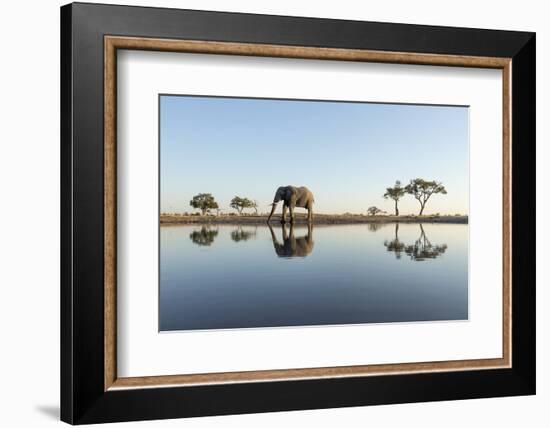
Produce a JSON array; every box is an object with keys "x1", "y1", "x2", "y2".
[{"x1": 160, "y1": 213, "x2": 468, "y2": 225}]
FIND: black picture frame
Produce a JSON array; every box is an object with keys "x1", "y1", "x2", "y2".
[{"x1": 61, "y1": 2, "x2": 535, "y2": 424}]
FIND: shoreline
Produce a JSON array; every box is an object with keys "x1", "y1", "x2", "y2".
[{"x1": 160, "y1": 214, "x2": 468, "y2": 225}]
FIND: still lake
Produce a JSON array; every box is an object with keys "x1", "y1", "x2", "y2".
[{"x1": 160, "y1": 222, "x2": 468, "y2": 331}]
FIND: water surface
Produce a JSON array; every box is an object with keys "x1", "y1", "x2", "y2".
[{"x1": 160, "y1": 223, "x2": 468, "y2": 331}]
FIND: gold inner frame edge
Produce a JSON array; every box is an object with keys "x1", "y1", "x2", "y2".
[{"x1": 104, "y1": 36, "x2": 512, "y2": 391}]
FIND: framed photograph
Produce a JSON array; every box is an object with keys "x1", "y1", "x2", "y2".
[{"x1": 61, "y1": 2, "x2": 535, "y2": 424}]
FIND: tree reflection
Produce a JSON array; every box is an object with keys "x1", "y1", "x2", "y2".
[
  {"x1": 384, "y1": 223, "x2": 406, "y2": 259},
  {"x1": 230, "y1": 226, "x2": 257, "y2": 242},
  {"x1": 384, "y1": 224, "x2": 447, "y2": 261},
  {"x1": 189, "y1": 226, "x2": 219, "y2": 246},
  {"x1": 268, "y1": 223, "x2": 314, "y2": 258},
  {"x1": 404, "y1": 224, "x2": 448, "y2": 261},
  {"x1": 367, "y1": 223, "x2": 385, "y2": 232}
]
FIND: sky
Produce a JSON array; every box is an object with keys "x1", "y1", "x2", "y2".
[{"x1": 160, "y1": 95, "x2": 468, "y2": 215}]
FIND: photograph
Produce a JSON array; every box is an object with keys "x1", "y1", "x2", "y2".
[{"x1": 159, "y1": 95, "x2": 469, "y2": 331}]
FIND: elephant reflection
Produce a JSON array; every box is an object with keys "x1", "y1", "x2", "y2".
[
  {"x1": 230, "y1": 226, "x2": 257, "y2": 242},
  {"x1": 384, "y1": 224, "x2": 447, "y2": 261},
  {"x1": 189, "y1": 226, "x2": 219, "y2": 246},
  {"x1": 268, "y1": 223, "x2": 314, "y2": 258}
]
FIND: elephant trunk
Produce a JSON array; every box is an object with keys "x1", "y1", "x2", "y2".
[{"x1": 267, "y1": 203, "x2": 277, "y2": 222}]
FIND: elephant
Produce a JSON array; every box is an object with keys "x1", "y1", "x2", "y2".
[
  {"x1": 267, "y1": 185, "x2": 314, "y2": 224},
  {"x1": 268, "y1": 223, "x2": 314, "y2": 258}
]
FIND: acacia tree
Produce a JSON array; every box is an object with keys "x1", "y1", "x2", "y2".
[
  {"x1": 367, "y1": 206, "x2": 383, "y2": 216},
  {"x1": 189, "y1": 193, "x2": 218, "y2": 216},
  {"x1": 383, "y1": 180, "x2": 406, "y2": 216},
  {"x1": 251, "y1": 200, "x2": 259, "y2": 215},
  {"x1": 405, "y1": 178, "x2": 447, "y2": 215},
  {"x1": 230, "y1": 196, "x2": 254, "y2": 215}
]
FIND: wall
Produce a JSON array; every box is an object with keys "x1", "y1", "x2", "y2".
[{"x1": 0, "y1": 0, "x2": 545, "y2": 426}]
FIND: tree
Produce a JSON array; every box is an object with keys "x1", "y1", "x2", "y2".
[
  {"x1": 367, "y1": 206, "x2": 383, "y2": 216},
  {"x1": 251, "y1": 200, "x2": 259, "y2": 215},
  {"x1": 189, "y1": 193, "x2": 218, "y2": 216},
  {"x1": 383, "y1": 180, "x2": 406, "y2": 216},
  {"x1": 230, "y1": 196, "x2": 254, "y2": 215},
  {"x1": 405, "y1": 178, "x2": 447, "y2": 216}
]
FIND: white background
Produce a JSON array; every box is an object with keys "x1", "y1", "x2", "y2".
[
  {"x1": 118, "y1": 51, "x2": 503, "y2": 377},
  {"x1": 0, "y1": 0, "x2": 546, "y2": 427}
]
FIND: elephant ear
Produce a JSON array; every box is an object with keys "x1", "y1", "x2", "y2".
[{"x1": 286, "y1": 186, "x2": 297, "y2": 199}]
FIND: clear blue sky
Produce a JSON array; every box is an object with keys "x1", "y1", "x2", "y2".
[{"x1": 160, "y1": 95, "x2": 468, "y2": 215}]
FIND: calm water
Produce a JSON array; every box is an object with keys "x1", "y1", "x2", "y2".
[{"x1": 160, "y1": 223, "x2": 468, "y2": 331}]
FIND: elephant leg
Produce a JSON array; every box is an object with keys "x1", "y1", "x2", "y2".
[
  {"x1": 288, "y1": 205, "x2": 295, "y2": 224},
  {"x1": 268, "y1": 223, "x2": 277, "y2": 243},
  {"x1": 288, "y1": 223, "x2": 296, "y2": 252},
  {"x1": 281, "y1": 204, "x2": 287, "y2": 223},
  {"x1": 307, "y1": 206, "x2": 313, "y2": 223}
]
